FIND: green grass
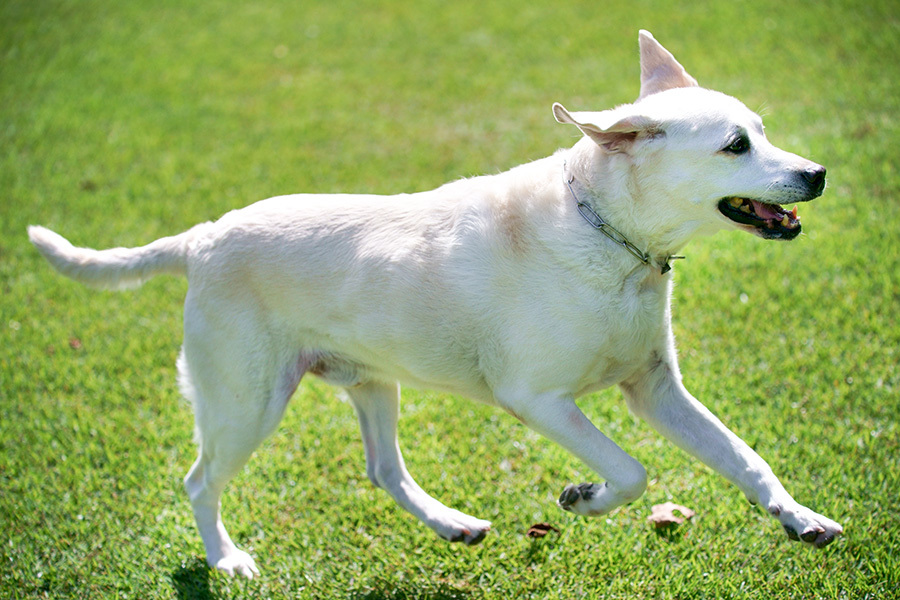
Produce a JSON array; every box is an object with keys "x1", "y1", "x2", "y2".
[{"x1": 2, "y1": 0, "x2": 899, "y2": 598}]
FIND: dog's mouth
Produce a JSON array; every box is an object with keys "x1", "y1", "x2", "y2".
[{"x1": 717, "y1": 197, "x2": 801, "y2": 240}]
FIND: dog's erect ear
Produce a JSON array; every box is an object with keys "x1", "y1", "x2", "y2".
[
  {"x1": 553, "y1": 102, "x2": 660, "y2": 153},
  {"x1": 638, "y1": 30, "x2": 698, "y2": 100}
]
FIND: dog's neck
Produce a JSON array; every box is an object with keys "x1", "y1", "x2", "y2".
[{"x1": 562, "y1": 155, "x2": 684, "y2": 275}]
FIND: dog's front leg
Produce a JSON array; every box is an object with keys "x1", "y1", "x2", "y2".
[
  {"x1": 497, "y1": 391, "x2": 649, "y2": 516},
  {"x1": 620, "y1": 356, "x2": 843, "y2": 547}
]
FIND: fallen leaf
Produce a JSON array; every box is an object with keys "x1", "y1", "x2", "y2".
[
  {"x1": 526, "y1": 522, "x2": 560, "y2": 538},
  {"x1": 69, "y1": 337, "x2": 83, "y2": 350},
  {"x1": 648, "y1": 502, "x2": 696, "y2": 528}
]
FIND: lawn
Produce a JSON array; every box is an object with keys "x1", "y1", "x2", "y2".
[{"x1": 2, "y1": 0, "x2": 898, "y2": 598}]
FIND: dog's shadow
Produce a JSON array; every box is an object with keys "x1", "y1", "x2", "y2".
[
  {"x1": 171, "y1": 558, "x2": 214, "y2": 600},
  {"x1": 170, "y1": 560, "x2": 472, "y2": 600},
  {"x1": 348, "y1": 581, "x2": 473, "y2": 600}
]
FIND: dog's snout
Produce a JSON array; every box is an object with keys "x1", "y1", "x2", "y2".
[{"x1": 802, "y1": 165, "x2": 826, "y2": 197}]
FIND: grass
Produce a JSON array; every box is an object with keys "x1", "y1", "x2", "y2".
[{"x1": 2, "y1": 0, "x2": 899, "y2": 598}]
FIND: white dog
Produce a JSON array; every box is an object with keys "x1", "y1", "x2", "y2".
[{"x1": 29, "y1": 31, "x2": 842, "y2": 578}]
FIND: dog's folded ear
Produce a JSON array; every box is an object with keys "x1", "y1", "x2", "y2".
[
  {"x1": 552, "y1": 103, "x2": 661, "y2": 154},
  {"x1": 638, "y1": 30, "x2": 698, "y2": 100}
]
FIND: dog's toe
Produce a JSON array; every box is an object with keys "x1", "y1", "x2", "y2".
[
  {"x1": 800, "y1": 529, "x2": 821, "y2": 543},
  {"x1": 558, "y1": 484, "x2": 580, "y2": 511},
  {"x1": 815, "y1": 531, "x2": 837, "y2": 548},
  {"x1": 465, "y1": 526, "x2": 489, "y2": 545},
  {"x1": 558, "y1": 482, "x2": 601, "y2": 512}
]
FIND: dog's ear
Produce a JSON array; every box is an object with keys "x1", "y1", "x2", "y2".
[
  {"x1": 638, "y1": 30, "x2": 698, "y2": 100},
  {"x1": 553, "y1": 102, "x2": 660, "y2": 153}
]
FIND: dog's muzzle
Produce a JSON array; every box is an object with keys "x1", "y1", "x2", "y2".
[{"x1": 717, "y1": 165, "x2": 826, "y2": 241}]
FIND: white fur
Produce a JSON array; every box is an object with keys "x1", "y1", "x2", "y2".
[{"x1": 29, "y1": 31, "x2": 841, "y2": 578}]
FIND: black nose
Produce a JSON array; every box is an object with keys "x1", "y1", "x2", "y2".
[{"x1": 803, "y1": 165, "x2": 826, "y2": 197}]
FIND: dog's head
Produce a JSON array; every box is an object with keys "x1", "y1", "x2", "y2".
[{"x1": 554, "y1": 31, "x2": 825, "y2": 244}]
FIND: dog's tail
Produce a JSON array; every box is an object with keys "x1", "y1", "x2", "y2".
[{"x1": 28, "y1": 224, "x2": 210, "y2": 290}]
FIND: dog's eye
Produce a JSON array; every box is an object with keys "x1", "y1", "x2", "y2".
[{"x1": 723, "y1": 135, "x2": 751, "y2": 155}]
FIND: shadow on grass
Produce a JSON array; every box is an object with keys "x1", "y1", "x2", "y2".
[
  {"x1": 171, "y1": 557, "x2": 213, "y2": 600},
  {"x1": 652, "y1": 523, "x2": 689, "y2": 544},
  {"x1": 348, "y1": 579, "x2": 474, "y2": 600}
]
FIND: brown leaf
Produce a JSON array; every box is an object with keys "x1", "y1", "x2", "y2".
[
  {"x1": 526, "y1": 522, "x2": 560, "y2": 538},
  {"x1": 69, "y1": 337, "x2": 83, "y2": 350},
  {"x1": 648, "y1": 502, "x2": 696, "y2": 528}
]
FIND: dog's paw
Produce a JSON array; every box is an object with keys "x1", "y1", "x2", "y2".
[
  {"x1": 558, "y1": 473, "x2": 646, "y2": 516},
  {"x1": 772, "y1": 502, "x2": 843, "y2": 548},
  {"x1": 558, "y1": 482, "x2": 629, "y2": 516},
  {"x1": 434, "y1": 511, "x2": 492, "y2": 545},
  {"x1": 559, "y1": 481, "x2": 634, "y2": 516},
  {"x1": 558, "y1": 483, "x2": 604, "y2": 514},
  {"x1": 210, "y1": 549, "x2": 260, "y2": 579}
]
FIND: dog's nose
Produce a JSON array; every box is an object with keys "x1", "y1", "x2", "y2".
[{"x1": 802, "y1": 165, "x2": 826, "y2": 197}]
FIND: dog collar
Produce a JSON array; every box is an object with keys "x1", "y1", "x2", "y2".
[{"x1": 563, "y1": 163, "x2": 684, "y2": 274}]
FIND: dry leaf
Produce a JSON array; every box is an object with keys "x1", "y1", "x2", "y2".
[
  {"x1": 648, "y1": 502, "x2": 696, "y2": 528},
  {"x1": 526, "y1": 522, "x2": 560, "y2": 538}
]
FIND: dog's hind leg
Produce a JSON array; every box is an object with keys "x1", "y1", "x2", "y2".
[
  {"x1": 178, "y1": 299, "x2": 309, "y2": 578},
  {"x1": 346, "y1": 381, "x2": 491, "y2": 544}
]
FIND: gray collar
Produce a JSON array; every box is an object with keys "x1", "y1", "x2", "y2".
[{"x1": 563, "y1": 163, "x2": 684, "y2": 274}]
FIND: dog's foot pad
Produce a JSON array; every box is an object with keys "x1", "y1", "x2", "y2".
[
  {"x1": 776, "y1": 503, "x2": 843, "y2": 548},
  {"x1": 558, "y1": 482, "x2": 603, "y2": 511}
]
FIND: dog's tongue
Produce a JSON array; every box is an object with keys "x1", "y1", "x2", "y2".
[{"x1": 750, "y1": 200, "x2": 784, "y2": 220}]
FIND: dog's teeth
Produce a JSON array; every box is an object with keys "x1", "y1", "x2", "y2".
[
  {"x1": 729, "y1": 197, "x2": 743, "y2": 208},
  {"x1": 740, "y1": 204, "x2": 752, "y2": 214},
  {"x1": 781, "y1": 216, "x2": 791, "y2": 228}
]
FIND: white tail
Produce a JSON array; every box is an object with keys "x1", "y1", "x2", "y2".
[{"x1": 28, "y1": 224, "x2": 208, "y2": 290}]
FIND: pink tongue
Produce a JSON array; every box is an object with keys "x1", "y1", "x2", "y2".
[{"x1": 751, "y1": 200, "x2": 782, "y2": 220}]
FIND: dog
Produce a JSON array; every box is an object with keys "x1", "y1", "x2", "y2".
[{"x1": 29, "y1": 31, "x2": 842, "y2": 578}]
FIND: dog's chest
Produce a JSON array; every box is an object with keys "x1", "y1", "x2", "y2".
[
  {"x1": 497, "y1": 270, "x2": 671, "y2": 397},
  {"x1": 566, "y1": 275, "x2": 670, "y2": 395}
]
